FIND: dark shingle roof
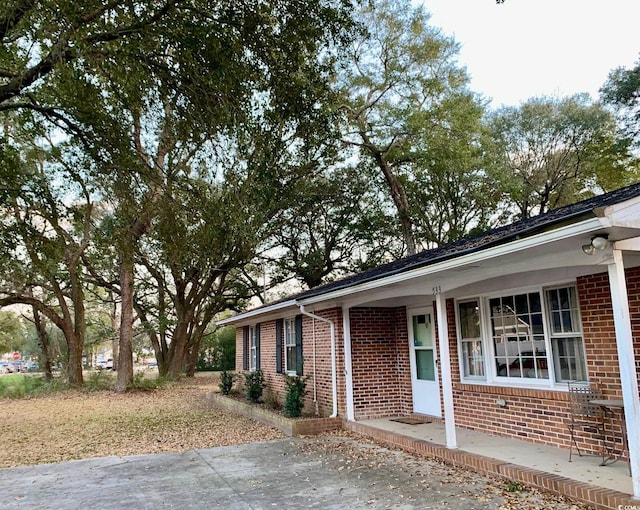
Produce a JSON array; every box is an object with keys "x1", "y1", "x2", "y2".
[{"x1": 293, "y1": 182, "x2": 640, "y2": 301}]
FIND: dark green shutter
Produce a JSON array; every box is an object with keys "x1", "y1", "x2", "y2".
[
  {"x1": 295, "y1": 315, "x2": 303, "y2": 375},
  {"x1": 275, "y1": 319, "x2": 283, "y2": 373},
  {"x1": 255, "y1": 323, "x2": 261, "y2": 370},
  {"x1": 242, "y1": 326, "x2": 249, "y2": 370}
]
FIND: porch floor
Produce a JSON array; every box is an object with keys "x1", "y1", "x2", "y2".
[{"x1": 347, "y1": 417, "x2": 635, "y2": 510}]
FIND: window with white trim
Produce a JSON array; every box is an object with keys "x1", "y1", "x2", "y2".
[
  {"x1": 249, "y1": 325, "x2": 258, "y2": 371},
  {"x1": 545, "y1": 286, "x2": 587, "y2": 382},
  {"x1": 458, "y1": 300, "x2": 484, "y2": 378},
  {"x1": 456, "y1": 284, "x2": 587, "y2": 386},
  {"x1": 284, "y1": 318, "x2": 296, "y2": 374},
  {"x1": 491, "y1": 291, "x2": 547, "y2": 379}
]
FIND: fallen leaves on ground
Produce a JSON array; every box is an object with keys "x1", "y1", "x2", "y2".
[
  {"x1": 296, "y1": 432, "x2": 589, "y2": 510},
  {"x1": 0, "y1": 374, "x2": 282, "y2": 468},
  {"x1": 1, "y1": 376, "x2": 589, "y2": 509}
]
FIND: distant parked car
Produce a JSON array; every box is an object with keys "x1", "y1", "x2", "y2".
[
  {"x1": 0, "y1": 362, "x2": 9, "y2": 374},
  {"x1": 97, "y1": 359, "x2": 113, "y2": 370},
  {"x1": 24, "y1": 361, "x2": 39, "y2": 372}
]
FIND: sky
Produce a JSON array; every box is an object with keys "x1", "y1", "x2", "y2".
[{"x1": 421, "y1": 0, "x2": 640, "y2": 108}]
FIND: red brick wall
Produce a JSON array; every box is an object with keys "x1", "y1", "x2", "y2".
[
  {"x1": 233, "y1": 308, "x2": 345, "y2": 418},
  {"x1": 300, "y1": 308, "x2": 345, "y2": 417},
  {"x1": 232, "y1": 265, "x2": 639, "y2": 454},
  {"x1": 349, "y1": 307, "x2": 412, "y2": 419},
  {"x1": 450, "y1": 267, "x2": 640, "y2": 455}
]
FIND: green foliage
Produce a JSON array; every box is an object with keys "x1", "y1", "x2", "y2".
[
  {"x1": 283, "y1": 375, "x2": 307, "y2": 418},
  {"x1": 336, "y1": 0, "x2": 489, "y2": 253},
  {"x1": 244, "y1": 370, "x2": 265, "y2": 403},
  {"x1": 0, "y1": 374, "x2": 65, "y2": 398},
  {"x1": 488, "y1": 94, "x2": 638, "y2": 221},
  {"x1": 0, "y1": 310, "x2": 29, "y2": 354},
  {"x1": 197, "y1": 327, "x2": 236, "y2": 372},
  {"x1": 601, "y1": 59, "x2": 640, "y2": 150},
  {"x1": 504, "y1": 480, "x2": 527, "y2": 493},
  {"x1": 219, "y1": 370, "x2": 234, "y2": 395},
  {"x1": 127, "y1": 371, "x2": 166, "y2": 391},
  {"x1": 85, "y1": 370, "x2": 114, "y2": 392}
]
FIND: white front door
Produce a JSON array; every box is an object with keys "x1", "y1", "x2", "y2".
[{"x1": 408, "y1": 308, "x2": 441, "y2": 417}]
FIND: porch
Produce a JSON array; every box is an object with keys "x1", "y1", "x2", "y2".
[{"x1": 346, "y1": 417, "x2": 636, "y2": 510}]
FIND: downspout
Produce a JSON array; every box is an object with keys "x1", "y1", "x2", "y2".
[
  {"x1": 299, "y1": 304, "x2": 338, "y2": 418},
  {"x1": 312, "y1": 318, "x2": 318, "y2": 416}
]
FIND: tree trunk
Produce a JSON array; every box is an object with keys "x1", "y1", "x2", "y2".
[
  {"x1": 32, "y1": 307, "x2": 53, "y2": 381},
  {"x1": 115, "y1": 256, "x2": 135, "y2": 392},
  {"x1": 167, "y1": 312, "x2": 191, "y2": 379},
  {"x1": 184, "y1": 338, "x2": 200, "y2": 378},
  {"x1": 110, "y1": 296, "x2": 119, "y2": 371},
  {"x1": 355, "y1": 125, "x2": 419, "y2": 256},
  {"x1": 66, "y1": 330, "x2": 84, "y2": 386},
  {"x1": 372, "y1": 151, "x2": 417, "y2": 255}
]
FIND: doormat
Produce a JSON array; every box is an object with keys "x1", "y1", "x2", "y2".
[{"x1": 389, "y1": 417, "x2": 431, "y2": 425}]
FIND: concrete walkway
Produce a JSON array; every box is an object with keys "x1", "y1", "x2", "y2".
[
  {"x1": 0, "y1": 436, "x2": 587, "y2": 510},
  {"x1": 348, "y1": 418, "x2": 637, "y2": 510}
]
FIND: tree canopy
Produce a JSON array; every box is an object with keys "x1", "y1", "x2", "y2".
[{"x1": 1, "y1": 0, "x2": 638, "y2": 385}]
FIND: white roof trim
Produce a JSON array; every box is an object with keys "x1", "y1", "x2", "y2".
[
  {"x1": 216, "y1": 299, "x2": 297, "y2": 326},
  {"x1": 219, "y1": 216, "x2": 608, "y2": 325},
  {"x1": 298, "y1": 216, "x2": 607, "y2": 306}
]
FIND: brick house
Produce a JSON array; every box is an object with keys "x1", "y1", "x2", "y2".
[{"x1": 219, "y1": 183, "x2": 640, "y2": 497}]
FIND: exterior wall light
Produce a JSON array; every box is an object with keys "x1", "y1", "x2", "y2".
[{"x1": 581, "y1": 235, "x2": 609, "y2": 255}]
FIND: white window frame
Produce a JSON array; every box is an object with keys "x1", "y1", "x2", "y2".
[
  {"x1": 249, "y1": 325, "x2": 258, "y2": 372},
  {"x1": 544, "y1": 285, "x2": 588, "y2": 383},
  {"x1": 284, "y1": 318, "x2": 297, "y2": 375},
  {"x1": 456, "y1": 299, "x2": 486, "y2": 380},
  {"x1": 456, "y1": 282, "x2": 587, "y2": 389}
]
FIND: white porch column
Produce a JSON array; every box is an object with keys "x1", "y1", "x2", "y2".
[
  {"x1": 435, "y1": 293, "x2": 457, "y2": 449},
  {"x1": 607, "y1": 248, "x2": 640, "y2": 498},
  {"x1": 342, "y1": 306, "x2": 355, "y2": 421}
]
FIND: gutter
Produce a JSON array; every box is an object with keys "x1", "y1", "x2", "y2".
[
  {"x1": 216, "y1": 299, "x2": 297, "y2": 326},
  {"x1": 299, "y1": 305, "x2": 338, "y2": 418}
]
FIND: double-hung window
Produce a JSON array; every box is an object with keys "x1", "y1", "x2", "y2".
[
  {"x1": 284, "y1": 318, "x2": 297, "y2": 374},
  {"x1": 456, "y1": 284, "x2": 587, "y2": 386},
  {"x1": 249, "y1": 325, "x2": 258, "y2": 371},
  {"x1": 458, "y1": 300, "x2": 484, "y2": 378},
  {"x1": 491, "y1": 291, "x2": 547, "y2": 379},
  {"x1": 546, "y1": 286, "x2": 586, "y2": 382}
]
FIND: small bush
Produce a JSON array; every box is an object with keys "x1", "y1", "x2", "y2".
[
  {"x1": 283, "y1": 375, "x2": 307, "y2": 418},
  {"x1": 0, "y1": 374, "x2": 65, "y2": 398},
  {"x1": 244, "y1": 370, "x2": 265, "y2": 403},
  {"x1": 85, "y1": 370, "x2": 114, "y2": 392},
  {"x1": 127, "y1": 371, "x2": 166, "y2": 391},
  {"x1": 505, "y1": 480, "x2": 526, "y2": 493},
  {"x1": 263, "y1": 389, "x2": 282, "y2": 411},
  {"x1": 219, "y1": 370, "x2": 234, "y2": 395}
]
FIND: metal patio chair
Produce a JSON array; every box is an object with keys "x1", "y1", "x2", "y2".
[{"x1": 567, "y1": 382, "x2": 608, "y2": 464}]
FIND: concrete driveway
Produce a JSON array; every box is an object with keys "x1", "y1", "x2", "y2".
[{"x1": 0, "y1": 436, "x2": 577, "y2": 509}]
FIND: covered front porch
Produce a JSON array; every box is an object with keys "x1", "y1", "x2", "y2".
[{"x1": 346, "y1": 417, "x2": 635, "y2": 510}]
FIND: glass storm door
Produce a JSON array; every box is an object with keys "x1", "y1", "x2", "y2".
[{"x1": 408, "y1": 309, "x2": 441, "y2": 417}]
